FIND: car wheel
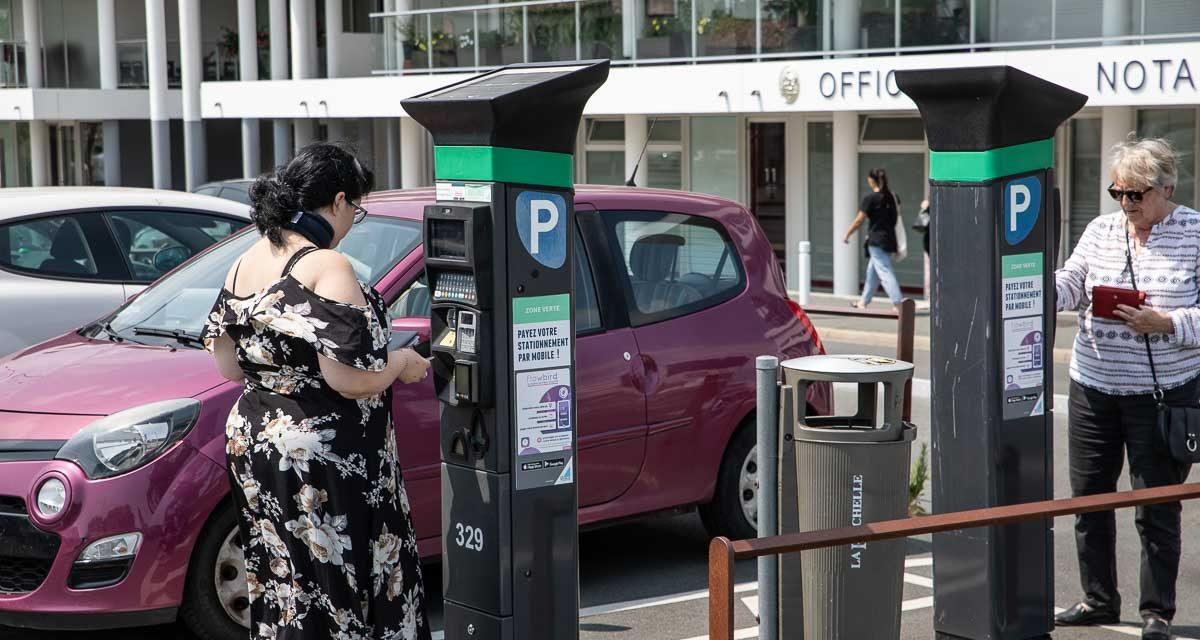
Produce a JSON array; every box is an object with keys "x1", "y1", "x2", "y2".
[
  {"x1": 180, "y1": 501, "x2": 250, "y2": 640},
  {"x1": 700, "y1": 423, "x2": 758, "y2": 541}
]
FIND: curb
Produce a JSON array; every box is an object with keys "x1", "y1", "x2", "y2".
[{"x1": 818, "y1": 327, "x2": 1074, "y2": 365}]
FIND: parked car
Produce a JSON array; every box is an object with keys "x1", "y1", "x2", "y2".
[
  {"x1": 0, "y1": 186, "x2": 828, "y2": 639},
  {"x1": 0, "y1": 187, "x2": 251, "y2": 358},
  {"x1": 192, "y1": 179, "x2": 253, "y2": 205}
]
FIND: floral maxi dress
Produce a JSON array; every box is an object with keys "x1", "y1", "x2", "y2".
[{"x1": 203, "y1": 247, "x2": 430, "y2": 640}]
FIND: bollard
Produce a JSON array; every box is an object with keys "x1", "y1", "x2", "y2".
[
  {"x1": 798, "y1": 241, "x2": 811, "y2": 306},
  {"x1": 755, "y1": 355, "x2": 780, "y2": 640}
]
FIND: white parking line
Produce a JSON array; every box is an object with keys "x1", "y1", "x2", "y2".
[
  {"x1": 903, "y1": 572, "x2": 934, "y2": 588},
  {"x1": 904, "y1": 556, "x2": 933, "y2": 568},
  {"x1": 578, "y1": 580, "x2": 759, "y2": 618}
]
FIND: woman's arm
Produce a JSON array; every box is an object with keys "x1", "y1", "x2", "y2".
[
  {"x1": 842, "y1": 211, "x2": 868, "y2": 244},
  {"x1": 1054, "y1": 222, "x2": 1095, "y2": 312},
  {"x1": 319, "y1": 349, "x2": 420, "y2": 399},
  {"x1": 211, "y1": 334, "x2": 245, "y2": 383}
]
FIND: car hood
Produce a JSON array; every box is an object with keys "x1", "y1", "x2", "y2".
[{"x1": 0, "y1": 332, "x2": 227, "y2": 416}]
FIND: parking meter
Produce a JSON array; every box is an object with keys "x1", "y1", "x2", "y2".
[
  {"x1": 401, "y1": 61, "x2": 609, "y2": 640},
  {"x1": 896, "y1": 67, "x2": 1085, "y2": 639}
]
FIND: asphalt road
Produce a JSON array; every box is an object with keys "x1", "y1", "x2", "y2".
[{"x1": 5, "y1": 332, "x2": 1199, "y2": 640}]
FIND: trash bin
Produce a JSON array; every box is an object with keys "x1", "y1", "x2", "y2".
[{"x1": 777, "y1": 354, "x2": 915, "y2": 640}]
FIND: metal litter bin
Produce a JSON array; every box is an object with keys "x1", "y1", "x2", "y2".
[{"x1": 777, "y1": 354, "x2": 915, "y2": 640}]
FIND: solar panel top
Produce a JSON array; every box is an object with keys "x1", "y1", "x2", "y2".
[{"x1": 416, "y1": 65, "x2": 590, "y2": 101}]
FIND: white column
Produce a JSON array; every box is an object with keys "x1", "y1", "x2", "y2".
[
  {"x1": 291, "y1": 0, "x2": 316, "y2": 155},
  {"x1": 22, "y1": 0, "x2": 47, "y2": 186},
  {"x1": 147, "y1": 0, "x2": 171, "y2": 189},
  {"x1": 832, "y1": 110, "x2": 859, "y2": 297},
  {"x1": 833, "y1": 0, "x2": 860, "y2": 51},
  {"x1": 400, "y1": 117, "x2": 425, "y2": 188},
  {"x1": 620, "y1": 0, "x2": 639, "y2": 58},
  {"x1": 269, "y1": 0, "x2": 289, "y2": 166},
  {"x1": 1102, "y1": 0, "x2": 1132, "y2": 44},
  {"x1": 179, "y1": 0, "x2": 206, "y2": 190},
  {"x1": 237, "y1": 0, "x2": 261, "y2": 177},
  {"x1": 325, "y1": 0, "x2": 343, "y2": 78},
  {"x1": 624, "y1": 115, "x2": 648, "y2": 187},
  {"x1": 784, "y1": 114, "x2": 805, "y2": 292},
  {"x1": 387, "y1": 119, "x2": 403, "y2": 189},
  {"x1": 1100, "y1": 106, "x2": 1135, "y2": 207},
  {"x1": 97, "y1": 0, "x2": 122, "y2": 185}
]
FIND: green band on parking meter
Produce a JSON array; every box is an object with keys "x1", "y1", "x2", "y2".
[
  {"x1": 434, "y1": 146, "x2": 574, "y2": 189},
  {"x1": 929, "y1": 138, "x2": 1054, "y2": 183}
]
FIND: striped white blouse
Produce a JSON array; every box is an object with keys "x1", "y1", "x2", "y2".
[{"x1": 1056, "y1": 205, "x2": 1200, "y2": 395}]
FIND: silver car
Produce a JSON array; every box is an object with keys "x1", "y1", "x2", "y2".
[{"x1": 0, "y1": 187, "x2": 251, "y2": 357}]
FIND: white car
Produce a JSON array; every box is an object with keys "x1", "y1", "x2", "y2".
[{"x1": 0, "y1": 187, "x2": 251, "y2": 358}]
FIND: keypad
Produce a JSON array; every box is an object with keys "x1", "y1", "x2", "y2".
[{"x1": 434, "y1": 272, "x2": 478, "y2": 304}]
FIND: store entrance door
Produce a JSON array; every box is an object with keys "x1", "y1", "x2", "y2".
[{"x1": 750, "y1": 121, "x2": 787, "y2": 279}]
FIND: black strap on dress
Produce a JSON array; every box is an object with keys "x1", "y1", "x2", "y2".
[{"x1": 282, "y1": 245, "x2": 321, "y2": 277}]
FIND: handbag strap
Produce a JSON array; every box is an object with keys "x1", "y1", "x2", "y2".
[{"x1": 1124, "y1": 224, "x2": 1166, "y2": 401}]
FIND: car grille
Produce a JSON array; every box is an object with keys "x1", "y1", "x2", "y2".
[
  {"x1": 0, "y1": 504, "x2": 61, "y2": 594},
  {"x1": 0, "y1": 495, "x2": 24, "y2": 515}
]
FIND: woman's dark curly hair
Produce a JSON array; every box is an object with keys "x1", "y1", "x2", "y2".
[{"x1": 249, "y1": 142, "x2": 375, "y2": 245}]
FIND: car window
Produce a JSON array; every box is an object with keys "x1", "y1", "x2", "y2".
[
  {"x1": 219, "y1": 187, "x2": 252, "y2": 205},
  {"x1": 388, "y1": 232, "x2": 602, "y2": 333},
  {"x1": 0, "y1": 215, "x2": 99, "y2": 276},
  {"x1": 193, "y1": 185, "x2": 221, "y2": 197},
  {"x1": 97, "y1": 216, "x2": 422, "y2": 344},
  {"x1": 106, "y1": 210, "x2": 244, "y2": 283},
  {"x1": 605, "y1": 211, "x2": 745, "y2": 325}
]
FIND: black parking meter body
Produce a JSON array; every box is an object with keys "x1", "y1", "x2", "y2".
[
  {"x1": 402, "y1": 61, "x2": 609, "y2": 640},
  {"x1": 897, "y1": 67, "x2": 1085, "y2": 640}
]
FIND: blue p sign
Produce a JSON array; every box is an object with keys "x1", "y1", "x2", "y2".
[
  {"x1": 1004, "y1": 175, "x2": 1041, "y2": 246},
  {"x1": 516, "y1": 191, "x2": 567, "y2": 269}
]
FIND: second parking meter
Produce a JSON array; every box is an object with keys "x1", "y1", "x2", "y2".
[
  {"x1": 401, "y1": 61, "x2": 609, "y2": 640},
  {"x1": 896, "y1": 67, "x2": 1085, "y2": 639}
]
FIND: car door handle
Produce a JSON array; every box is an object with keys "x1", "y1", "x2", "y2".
[{"x1": 639, "y1": 354, "x2": 660, "y2": 395}]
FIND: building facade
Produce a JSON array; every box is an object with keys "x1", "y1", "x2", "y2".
[{"x1": 1, "y1": 0, "x2": 1198, "y2": 294}]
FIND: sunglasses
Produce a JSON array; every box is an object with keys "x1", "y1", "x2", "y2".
[
  {"x1": 1107, "y1": 184, "x2": 1154, "y2": 204},
  {"x1": 348, "y1": 200, "x2": 368, "y2": 224}
]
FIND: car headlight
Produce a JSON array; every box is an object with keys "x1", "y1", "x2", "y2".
[
  {"x1": 57, "y1": 399, "x2": 201, "y2": 479},
  {"x1": 36, "y1": 478, "x2": 67, "y2": 518}
]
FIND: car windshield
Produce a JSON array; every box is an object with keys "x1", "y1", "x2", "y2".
[{"x1": 88, "y1": 216, "x2": 422, "y2": 347}]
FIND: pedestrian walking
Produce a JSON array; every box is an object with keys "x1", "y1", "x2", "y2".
[
  {"x1": 843, "y1": 167, "x2": 903, "y2": 311},
  {"x1": 1054, "y1": 137, "x2": 1200, "y2": 640}
]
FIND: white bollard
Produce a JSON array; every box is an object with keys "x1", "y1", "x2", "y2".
[{"x1": 798, "y1": 241, "x2": 812, "y2": 306}]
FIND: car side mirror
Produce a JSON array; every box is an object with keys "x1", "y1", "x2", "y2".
[{"x1": 153, "y1": 246, "x2": 191, "y2": 273}]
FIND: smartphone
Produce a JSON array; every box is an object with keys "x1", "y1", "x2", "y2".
[
  {"x1": 387, "y1": 330, "x2": 421, "y2": 352},
  {"x1": 1092, "y1": 285, "x2": 1146, "y2": 320}
]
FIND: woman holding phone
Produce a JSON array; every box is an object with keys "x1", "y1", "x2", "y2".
[
  {"x1": 203, "y1": 143, "x2": 432, "y2": 639},
  {"x1": 1054, "y1": 137, "x2": 1200, "y2": 640}
]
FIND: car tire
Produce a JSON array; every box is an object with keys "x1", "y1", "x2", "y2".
[
  {"x1": 179, "y1": 501, "x2": 250, "y2": 640},
  {"x1": 700, "y1": 421, "x2": 758, "y2": 541}
]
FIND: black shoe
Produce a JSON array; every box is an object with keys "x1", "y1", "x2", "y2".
[
  {"x1": 1143, "y1": 615, "x2": 1172, "y2": 640},
  {"x1": 1055, "y1": 602, "x2": 1120, "y2": 626}
]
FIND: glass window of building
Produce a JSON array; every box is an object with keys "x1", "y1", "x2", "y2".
[
  {"x1": 860, "y1": 116, "x2": 925, "y2": 143},
  {"x1": 859, "y1": 0, "x2": 896, "y2": 49},
  {"x1": 1053, "y1": 0, "x2": 1105, "y2": 42},
  {"x1": 807, "y1": 122, "x2": 834, "y2": 286},
  {"x1": 646, "y1": 117, "x2": 683, "y2": 190},
  {"x1": 858, "y1": 152, "x2": 927, "y2": 290},
  {"x1": 975, "y1": 0, "x2": 1052, "y2": 43},
  {"x1": 1143, "y1": 0, "x2": 1200, "y2": 37},
  {"x1": 584, "y1": 118, "x2": 625, "y2": 185},
  {"x1": 761, "y1": 0, "x2": 824, "y2": 54},
  {"x1": 1138, "y1": 108, "x2": 1197, "y2": 209},
  {"x1": 639, "y1": 0, "x2": 693, "y2": 59},
  {"x1": 1068, "y1": 117, "x2": 1102, "y2": 252},
  {"x1": 528, "y1": 3, "x2": 577, "y2": 63},
  {"x1": 696, "y1": 0, "x2": 756, "y2": 57},
  {"x1": 580, "y1": 0, "x2": 626, "y2": 61},
  {"x1": 690, "y1": 116, "x2": 738, "y2": 202},
  {"x1": 900, "y1": 0, "x2": 970, "y2": 47}
]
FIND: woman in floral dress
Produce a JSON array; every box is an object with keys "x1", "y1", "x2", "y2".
[{"x1": 204, "y1": 143, "x2": 431, "y2": 640}]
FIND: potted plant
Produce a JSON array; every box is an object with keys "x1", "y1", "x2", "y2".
[{"x1": 638, "y1": 0, "x2": 688, "y2": 60}]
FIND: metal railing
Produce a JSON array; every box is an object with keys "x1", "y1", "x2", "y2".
[
  {"x1": 0, "y1": 40, "x2": 26, "y2": 88},
  {"x1": 709, "y1": 482, "x2": 1200, "y2": 639},
  {"x1": 369, "y1": 0, "x2": 1200, "y2": 76}
]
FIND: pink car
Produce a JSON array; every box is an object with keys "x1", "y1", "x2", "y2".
[{"x1": 0, "y1": 186, "x2": 828, "y2": 639}]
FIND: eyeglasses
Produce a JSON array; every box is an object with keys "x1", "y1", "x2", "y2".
[
  {"x1": 1107, "y1": 184, "x2": 1154, "y2": 204},
  {"x1": 349, "y1": 200, "x2": 368, "y2": 224}
]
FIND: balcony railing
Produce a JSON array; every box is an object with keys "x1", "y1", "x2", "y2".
[
  {"x1": 0, "y1": 41, "x2": 26, "y2": 88},
  {"x1": 370, "y1": 0, "x2": 1200, "y2": 75}
]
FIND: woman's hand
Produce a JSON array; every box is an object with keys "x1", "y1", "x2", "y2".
[
  {"x1": 1114, "y1": 304, "x2": 1176, "y2": 334},
  {"x1": 393, "y1": 349, "x2": 431, "y2": 384}
]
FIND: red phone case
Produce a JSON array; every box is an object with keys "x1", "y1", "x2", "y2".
[{"x1": 1092, "y1": 285, "x2": 1146, "y2": 319}]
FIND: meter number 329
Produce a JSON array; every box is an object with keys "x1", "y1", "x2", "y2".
[{"x1": 455, "y1": 523, "x2": 484, "y2": 552}]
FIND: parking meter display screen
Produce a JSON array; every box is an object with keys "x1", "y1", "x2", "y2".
[{"x1": 429, "y1": 219, "x2": 468, "y2": 260}]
